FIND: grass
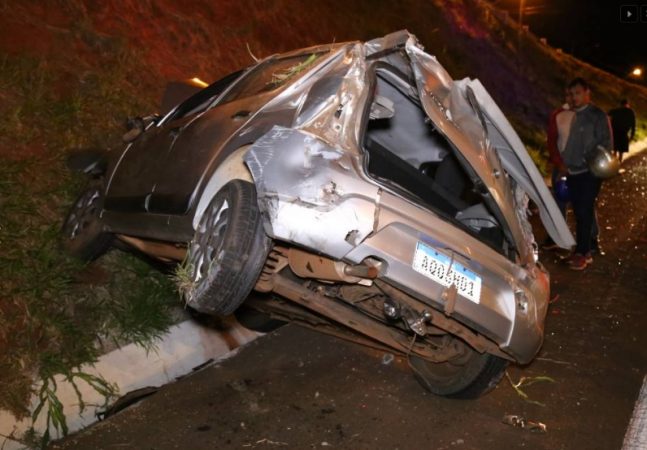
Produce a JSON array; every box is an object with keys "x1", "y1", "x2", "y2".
[
  {"x1": 0, "y1": 156, "x2": 178, "y2": 442},
  {"x1": 0, "y1": 38, "x2": 178, "y2": 446},
  {"x1": 172, "y1": 256, "x2": 196, "y2": 303}
]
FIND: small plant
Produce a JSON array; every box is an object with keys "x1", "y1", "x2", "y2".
[
  {"x1": 30, "y1": 373, "x2": 117, "y2": 446},
  {"x1": 172, "y1": 254, "x2": 196, "y2": 302},
  {"x1": 270, "y1": 53, "x2": 319, "y2": 86}
]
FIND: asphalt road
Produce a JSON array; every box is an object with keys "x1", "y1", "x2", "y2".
[{"x1": 52, "y1": 153, "x2": 647, "y2": 450}]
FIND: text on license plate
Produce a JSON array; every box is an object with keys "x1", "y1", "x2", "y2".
[{"x1": 412, "y1": 242, "x2": 482, "y2": 304}]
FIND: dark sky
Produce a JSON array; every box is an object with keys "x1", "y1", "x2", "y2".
[{"x1": 498, "y1": 0, "x2": 646, "y2": 78}]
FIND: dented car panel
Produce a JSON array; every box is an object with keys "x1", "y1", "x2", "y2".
[
  {"x1": 245, "y1": 127, "x2": 378, "y2": 258},
  {"x1": 245, "y1": 125, "x2": 547, "y2": 363},
  {"x1": 243, "y1": 32, "x2": 567, "y2": 363},
  {"x1": 95, "y1": 31, "x2": 570, "y2": 368}
]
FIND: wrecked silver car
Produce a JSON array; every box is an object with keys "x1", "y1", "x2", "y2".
[{"x1": 62, "y1": 31, "x2": 573, "y2": 398}]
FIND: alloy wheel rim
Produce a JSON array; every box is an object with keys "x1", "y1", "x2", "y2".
[
  {"x1": 189, "y1": 198, "x2": 230, "y2": 288},
  {"x1": 65, "y1": 189, "x2": 101, "y2": 240}
]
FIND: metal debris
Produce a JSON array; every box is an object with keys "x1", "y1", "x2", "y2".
[
  {"x1": 382, "y1": 353, "x2": 395, "y2": 365},
  {"x1": 502, "y1": 415, "x2": 547, "y2": 433}
]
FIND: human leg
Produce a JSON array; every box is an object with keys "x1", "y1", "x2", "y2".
[{"x1": 567, "y1": 172, "x2": 600, "y2": 262}]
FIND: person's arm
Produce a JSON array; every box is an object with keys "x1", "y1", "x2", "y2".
[
  {"x1": 630, "y1": 110, "x2": 636, "y2": 141},
  {"x1": 546, "y1": 110, "x2": 563, "y2": 166},
  {"x1": 594, "y1": 111, "x2": 613, "y2": 154}
]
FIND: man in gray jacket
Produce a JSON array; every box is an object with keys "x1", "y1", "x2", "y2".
[{"x1": 559, "y1": 77, "x2": 612, "y2": 270}]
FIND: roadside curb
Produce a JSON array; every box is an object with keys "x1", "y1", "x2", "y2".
[{"x1": 0, "y1": 319, "x2": 260, "y2": 449}]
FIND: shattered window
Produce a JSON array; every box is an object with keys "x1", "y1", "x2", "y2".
[{"x1": 219, "y1": 53, "x2": 322, "y2": 104}]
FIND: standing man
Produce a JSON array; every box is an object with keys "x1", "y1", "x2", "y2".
[
  {"x1": 560, "y1": 78, "x2": 612, "y2": 270},
  {"x1": 608, "y1": 99, "x2": 636, "y2": 163}
]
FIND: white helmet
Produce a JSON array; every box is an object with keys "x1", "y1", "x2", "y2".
[{"x1": 589, "y1": 145, "x2": 620, "y2": 179}]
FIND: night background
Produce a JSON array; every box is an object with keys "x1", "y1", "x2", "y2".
[{"x1": 498, "y1": 0, "x2": 645, "y2": 80}]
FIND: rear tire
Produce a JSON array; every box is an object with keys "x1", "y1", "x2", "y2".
[
  {"x1": 235, "y1": 300, "x2": 286, "y2": 333},
  {"x1": 184, "y1": 180, "x2": 271, "y2": 316},
  {"x1": 409, "y1": 337, "x2": 508, "y2": 399},
  {"x1": 61, "y1": 184, "x2": 112, "y2": 261}
]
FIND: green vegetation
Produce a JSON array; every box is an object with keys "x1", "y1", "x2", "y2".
[
  {"x1": 270, "y1": 53, "x2": 319, "y2": 86},
  {"x1": 0, "y1": 41, "x2": 177, "y2": 445}
]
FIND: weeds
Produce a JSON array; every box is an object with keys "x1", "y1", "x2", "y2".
[
  {"x1": 270, "y1": 53, "x2": 319, "y2": 86},
  {"x1": 0, "y1": 34, "x2": 175, "y2": 445},
  {"x1": 172, "y1": 252, "x2": 196, "y2": 302},
  {"x1": 31, "y1": 372, "x2": 117, "y2": 446},
  {"x1": 0, "y1": 155, "x2": 177, "y2": 428}
]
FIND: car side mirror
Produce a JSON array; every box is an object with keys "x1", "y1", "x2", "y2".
[
  {"x1": 122, "y1": 115, "x2": 159, "y2": 143},
  {"x1": 122, "y1": 117, "x2": 145, "y2": 143}
]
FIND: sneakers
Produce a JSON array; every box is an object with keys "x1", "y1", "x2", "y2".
[{"x1": 566, "y1": 253, "x2": 592, "y2": 270}]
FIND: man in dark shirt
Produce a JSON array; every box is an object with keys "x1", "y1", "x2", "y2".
[
  {"x1": 608, "y1": 99, "x2": 636, "y2": 162},
  {"x1": 560, "y1": 78, "x2": 612, "y2": 270}
]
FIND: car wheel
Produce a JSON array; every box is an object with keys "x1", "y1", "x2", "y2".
[
  {"x1": 184, "y1": 180, "x2": 271, "y2": 316},
  {"x1": 61, "y1": 184, "x2": 112, "y2": 261},
  {"x1": 235, "y1": 301, "x2": 286, "y2": 333},
  {"x1": 409, "y1": 337, "x2": 508, "y2": 399}
]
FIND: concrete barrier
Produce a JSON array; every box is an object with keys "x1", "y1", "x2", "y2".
[{"x1": 0, "y1": 319, "x2": 260, "y2": 449}]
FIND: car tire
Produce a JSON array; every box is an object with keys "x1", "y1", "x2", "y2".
[
  {"x1": 409, "y1": 339, "x2": 508, "y2": 399},
  {"x1": 235, "y1": 301, "x2": 286, "y2": 333},
  {"x1": 184, "y1": 180, "x2": 271, "y2": 316},
  {"x1": 61, "y1": 184, "x2": 112, "y2": 261}
]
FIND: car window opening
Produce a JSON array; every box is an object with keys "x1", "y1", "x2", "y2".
[
  {"x1": 364, "y1": 69, "x2": 506, "y2": 253},
  {"x1": 164, "y1": 69, "x2": 245, "y2": 123}
]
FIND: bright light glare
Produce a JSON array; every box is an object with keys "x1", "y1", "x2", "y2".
[
  {"x1": 190, "y1": 77, "x2": 209, "y2": 88},
  {"x1": 631, "y1": 67, "x2": 643, "y2": 77}
]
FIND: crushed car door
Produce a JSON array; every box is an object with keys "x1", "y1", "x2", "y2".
[
  {"x1": 145, "y1": 97, "x2": 266, "y2": 215},
  {"x1": 104, "y1": 70, "x2": 245, "y2": 214},
  {"x1": 104, "y1": 124, "x2": 178, "y2": 213}
]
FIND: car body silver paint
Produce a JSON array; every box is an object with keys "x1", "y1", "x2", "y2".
[
  {"x1": 102, "y1": 30, "x2": 564, "y2": 364},
  {"x1": 243, "y1": 32, "x2": 564, "y2": 363}
]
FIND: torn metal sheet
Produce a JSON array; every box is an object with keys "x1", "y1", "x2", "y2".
[
  {"x1": 245, "y1": 127, "x2": 378, "y2": 259},
  {"x1": 460, "y1": 79, "x2": 575, "y2": 248},
  {"x1": 404, "y1": 36, "x2": 574, "y2": 253}
]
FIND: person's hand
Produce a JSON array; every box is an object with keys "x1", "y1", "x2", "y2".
[{"x1": 557, "y1": 163, "x2": 568, "y2": 176}]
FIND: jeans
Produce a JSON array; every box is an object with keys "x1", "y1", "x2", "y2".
[
  {"x1": 551, "y1": 168, "x2": 599, "y2": 244},
  {"x1": 566, "y1": 171, "x2": 602, "y2": 255},
  {"x1": 551, "y1": 168, "x2": 568, "y2": 217}
]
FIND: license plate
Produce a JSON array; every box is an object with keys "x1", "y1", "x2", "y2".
[{"x1": 412, "y1": 242, "x2": 482, "y2": 304}]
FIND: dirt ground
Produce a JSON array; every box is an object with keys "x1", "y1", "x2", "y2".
[{"x1": 51, "y1": 153, "x2": 647, "y2": 450}]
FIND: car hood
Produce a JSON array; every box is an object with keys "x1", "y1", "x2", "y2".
[{"x1": 370, "y1": 32, "x2": 574, "y2": 249}]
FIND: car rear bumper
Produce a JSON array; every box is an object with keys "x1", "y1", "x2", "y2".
[{"x1": 344, "y1": 220, "x2": 549, "y2": 364}]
